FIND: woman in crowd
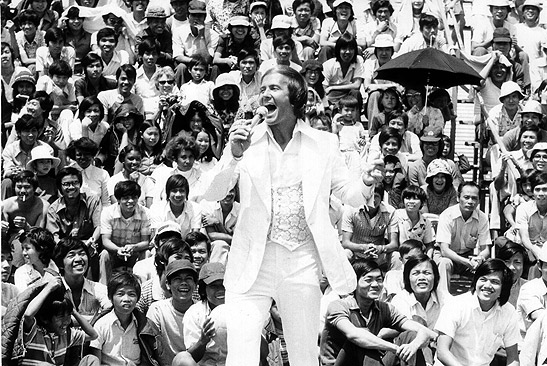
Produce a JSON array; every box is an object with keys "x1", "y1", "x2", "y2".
[
  {"x1": 322, "y1": 32, "x2": 364, "y2": 111},
  {"x1": 422, "y1": 159, "x2": 458, "y2": 215},
  {"x1": 404, "y1": 85, "x2": 445, "y2": 137},
  {"x1": 318, "y1": 0, "x2": 357, "y2": 62},
  {"x1": 301, "y1": 59, "x2": 326, "y2": 106},
  {"x1": 68, "y1": 96, "x2": 108, "y2": 146},
  {"x1": 153, "y1": 66, "x2": 179, "y2": 143},
  {"x1": 369, "y1": 127, "x2": 409, "y2": 174},
  {"x1": 496, "y1": 237, "x2": 528, "y2": 307},
  {"x1": 1, "y1": 43, "x2": 27, "y2": 104},
  {"x1": 137, "y1": 121, "x2": 163, "y2": 176},
  {"x1": 9, "y1": 69, "x2": 36, "y2": 116},
  {"x1": 194, "y1": 128, "x2": 218, "y2": 173},
  {"x1": 210, "y1": 74, "x2": 239, "y2": 152}
]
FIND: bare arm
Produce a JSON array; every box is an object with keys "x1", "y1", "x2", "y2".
[
  {"x1": 436, "y1": 334, "x2": 464, "y2": 366},
  {"x1": 72, "y1": 308, "x2": 98, "y2": 341},
  {"x1": 23, "y1": 277, "x2": 63, "y2": 331},
  {"x1": 439, "y1": 242, "x2": 472, "y2": 268},
  {"x1": 336, "y1": 318, "x2": 399, "y2": 352}
]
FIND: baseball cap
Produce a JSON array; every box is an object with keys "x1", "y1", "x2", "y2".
[
  {"x1": 188, "y1": 0, "x2": 206, "y2": 14},
  {"x1": 199, "y1": 262, "x2": 225, "y2": 284},
  {"x1": 165, "y1": 259, "x2": 198, "y2": 280},
  {"x1": 492, "y1": 27, "x2": 511, "y2": 43},
  {"x1": 420, "y1": 127, "x2": 441, "y2": 142}
]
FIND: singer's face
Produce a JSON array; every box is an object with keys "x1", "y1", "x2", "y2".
[{"x1": 259, "y1": 72, "x2": 297, "y2": 126}]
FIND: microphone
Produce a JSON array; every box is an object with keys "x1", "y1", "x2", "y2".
[{"x1": 249, "y1": 106, "x2": 269, "y2": 129}]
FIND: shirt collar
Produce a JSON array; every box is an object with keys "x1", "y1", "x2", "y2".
[
  {"x1": 254, "y1": 118, "x2": 311, "y2": 142},
  {"x1": 54, "y1": 193, "x2": 88, "y2": 213},
  {"x1": 468, "y1": 292, "x2": 502, "y2": 314},
  {"x1": 455, "y1": 206, "x2": 480, "y2": 221},
  {"x1": 113, "y1": 203, "x2": 146, "y2": 220}
]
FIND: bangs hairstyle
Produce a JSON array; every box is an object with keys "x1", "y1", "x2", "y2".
[
  {"x1": 386, "y1": 110, "x2": 408, "y2": 127},
  {"x1": 418, "y1": 13, "x2": 439, "y2": 29},
  {"x1": 52, "y1": 237, "x2": 90, "y2": 275},
  {"x1": 292, "y1": 0, "x2": 315, "y2": 12},
  {"x1": 138, "y1": 121, "x2": 163, "y2": 156},
  {"x1": 18, "y1": 227, "x2": 55, "y2": 265},
  {"x1": 55, "y1": 167, "x2": 82, "y2": 192},
  {"x1": 338, "y1": 95, "x2": 359, "y2": 110},
  {"x1": 17, "y1": 9, "x2": 41, "y2": 27},
  {"x1": 378, "y1": 87, "x2": 402, "y2": 112},
  {"x1": 165, "y1": 174, "x2": 190, "y2": 197},
  {"x1": 48, "y1": 59, "x2": 72, "y2": 77},
  {"x1": 425, "y1": 171, "x2": 453, "y2": 191},
  {"x1": 371, "y1": 0, "x2": 394, "y2": 15},
  {"x1": 78, "y1": 96, "x2": 105, "y2": 121},
  {"x1": 352, "y1": 259, "x2": 382, "y2": 280},
  {"x1": 137, "y1": 36, "x2": 161, "y2": 56},
  {"x1": 471, "y1": 259, "x2": 513, "y2": 306},
  {"x1": 399, "y1": 239, "x2": 425, "y2": 256},
  {"x1": 67, "y1": 137, "x2": 99, "y2": 159},
  {"x1": 335, "y1": 32, "x2": 358, "y2": 64},
  {"x1": 13, "y1": 170, "x2": 39, "y2": 190},
  {"x1": 154, "y1": 238, "x2": 193, "y2": 277},
  {"x1": 273, "y1": 34, "x2": 295, "y2": 50},
  {"x1": 528, "y1": 171, "x2": 547, "y2": 190},
  {"x1": 496, "y1": 238, "x2": 529, "y2": 266},
  {"x1": 116, "y1": 64, "x2": 137, "y2": 81},
  {"x1": 166, "y1": 134, "x2": 200, "y2": 161},
  {"x1": 36, "y1": 286, "x2": 73, "y2": 325},
  {"x1": 97, "y1": 27, "x2": 118, "y2": 45},
  {"x1": 262, "y1": 66, "x2": 308, "y2": 119},
  {"x1": 31, "y1": 90, "x2": 54, "y2": 116},
  {"x1": 113, "y1": 180, "x2": 141, "y2": 201},
  {"x1": 1, "y1": 43, "x2": 15, "y2": 66},
  {"x1": 45, "y1": 27, "x2": 65, "y2": 44},
  {"x1": 237, "y1": 48, "x2": 260, "y2": 65},
  {"x1": 373, "y1": 182, "x2": 385, "y2": 198},
  {"x1": 403, "y1": 254, "x2": 440, "y2": 293},
  {"x1": 518, "y1": 125, "x2": 540, "y2": 142},
  {"x1": 185, "y1": 231, "x2": 211, "y2": 254},
  {"x1": 107, "y1": 272, "x2": 142, "y2": 300},
  {"x1": 193, "y1": 128, "x2": 216, "y2": 162},
  {"x1": 378, "y1": 127, "x2": 402, "y2": 149},
  {"x1": 401, "y1": 185, "x2": 427, "y2": 203},
  {"x1": 15, "y1": 114, "x2": 40, "y2": 132}
]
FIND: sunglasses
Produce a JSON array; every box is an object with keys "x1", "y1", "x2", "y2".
[{"x1": 159, "y1": 80, "x2": 175, "y2": 85}]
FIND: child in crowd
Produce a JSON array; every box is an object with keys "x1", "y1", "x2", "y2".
[
  {"x1": 20, "y1": 276, "x2": 98, "y2": 365},
  {"x1": 369, "y1": 87, "x2": 403, "y2": 137},
  {"x1": 25, "y1": 144, "x2": 60, "y2": 202},
  {"x1": 90, "y1": 272, "x2": 164, "y2": 366},
  {"x1": 382, "y1": 154, "x2": 407, "y2": 209},
  {"x1": 35, "y1": 27, "x2": 76, "y2": 78},
  {"x1": 332, "y1": 95, "x2": 366, "y2": 180},
  {"x1": 1, "y1": 240, "x2": 18, "y2": 315},
  {"x1": 179, "y1": 55, "x2": 214, "y2": 110},
  {"x1": 99, "y1": 180, "x2": 151, "y2": 285},
  {"x1": 36, "y1": 59, "x2": 78, "y2": 120}
]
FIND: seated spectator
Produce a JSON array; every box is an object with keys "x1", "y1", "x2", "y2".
[
  {"x1": 146, "y1": 259, "x2": 198, "y2": 363},
  {"x1": 185, "y1": 231, "x2": 211, "y2": 274},
  {"x1": 435, "y1": 181, "x2": 492, "y2": 293},
  {"x1": 322, "y1": 32, "x2": 364, "y2": 110},
  {"x1": 20, "y1": 276, "x2": 98, "y2": 366},
  {"x1": 521, "y1": 312, "x2": 547, "y2": 366},
  {"x1": 194, "y1": 127, "x2": 219, "y2": 172},
  {"x1": 489, "y1": 27, "x2": 530, "y2": 92},
  {"x1": 137, "y1": 121, "x2": 164, "y2": 176},
  {"x1": 97, "y1": 64, "x2": 144, "y2": 124},
  {"x1": 319, "y1": 259, "x2": 437, "y2": 365},
  {"x1": 25, "y1": 0, "x2": 59, "y2": 32},
  {"x1": 228, "y1": 49, "x2": 262, "y2": 118},
  {"x1": 74, "y1": 53, "x2": 117, "y2": 104},
  {"x1": 91, "y1": 10, "x2": 135, "y2": 65},
  {"x1": 404, "y1": 85, "x2": 445, "y2": 137},
  {"x1": 471, "y1": 0, "x2": 514, "y2": 55},
  {"x1": 51, "y1": 237, "x2": 111, "y2": 320},
  {"x1": 177, "y1": 262, "x2": 227, "y2": 366},
  {"x1": 206, "y1": 0, "x2": 250, "y2": 35},
  {"x1": 249, "y1": 0, "x2": 268, "y2": 44},
  {"x1": 36, "y1": 59, "x2": 78, "y2": 121},
  {"x1": 210, "y1": 74, "x2": 239, "y2": 143},
  {"x1": 108, "y1": 145, "x2": 155, "y2": 207},
  {"x1": 133, "y1": 37, "x2": 162, "y2": 120},
  {"x1": 68, "y1": 96, "x2": 109, "y2": 146},
  {"x1": 397, "y1": 14, "x2": 449, "y2": 54},
  {"x1": 435, "y1": 259, "x2": 519, "y2": 366},
  {"x1": 136, "y1": 6, "x2": 173, "y2": 67},
  {"x1": 89, "y1": 272, "x2": 164, "y2": 366},
  {"x1": 382, "y1": 154, "x2": 407, "y2": 209},
  {"x1": 502, "y1": 99, "x2": 547, "y2": 152},
  {"x1": 2, "y1": 171, "x2": 50, "y2": 259},
  {"x1": 135, "y1": 236, "x2": 193, "y2": 314},
  {"x1": 422, "y1": 159, "x2": 458, "y2": 215},
  {"x1": 62, "y1": 7, "x2": 92, "y2": 75},
  {"x1": 300, "y1": 59, "x2": 325, "y2": 107},
  {"x1": 384, "y1": 239, "x2": 424, "y2": 300},
  {"x1": 260, "y1": 14, "x2": 304, "y2": 63},
  {"x1": 488, "y1": 80, "x2": 524, "y2": 138},
  {"x1": 291, "y1": 0, "x2": 321, "y2": 60},
  {"x1": 318, "y1": 0, "x2": 358, "y2": 63},
  {"x1": 93, "y1": 27, "x2": 130, "y2": 81},
  {"x1": 496, "y1": 237, "x2": 528, "y2": 308},
  {"x1": 121, "y1": 0, "x2": 150, "y2": 45},
  {"x1": 259, "y1": 34, "x2": 302, "y2": 74},
  {"x1": 66, "y1": 137, "x2": 110, "y2": 206},
  {"x1": 173, "y1": 0, "x2": 219, "y2": 86},
  {"x1": 99, "y1": 180, "x2": 151, "y2": 285},
  {"x1": 9, "y1": 69, "x2": 37, "y2": 117},
  {"x1": 149, "y1": 174, "x2": 202, "y2": 237},
  {"x1": 25, "y1": 144, "x2": 60, "y2": 201},
  {"x1": 357, "y1": 0, "x2": 396, "y2": 54},
  {"x1": 212, "y1": 15, "x2": 259, "y2": 81},
  {"x1": 390, "y1": 185, "x2": 435, "y2": 251},
  {"x1": 1, "y1": 43, "x2": 28, "y2": 104},
  {"x1": 518, "y1": 243, "x2": 547, "y2": 337},
  {"x1": 341, "y1": 183, "x2": 397, "y2": 270},
  {"x1": 394, "y1": 0, "x2": 444, "y2": 50},
  {"x1": 166, "y1": 0, "x2": 188, "y2": 33},
  {"x1": 179, "y1": 54, "x2": 214, "y2": 110},
  {"x1": 151, "y1": 67, "x2": 180, "y2": 142},
  {"x1": 35, "y1": 27, "x2": 76, "y2": 78},
  {"x1": 15, "y1": 9, "x2": 45, "y2": 72},
  {"x1": 476, "y1": 56, "x2": 513, "y2": 115},
  {"x1": 368, "y1": 87, "x2": 403, "y2": 138},
  {"x1": 13, "y1": 227, "x2": 58, "y2": 292}
]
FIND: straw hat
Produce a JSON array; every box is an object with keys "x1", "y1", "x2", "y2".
[{"x1": 26, "y1": 145, "x2": 61, "y2": 170}]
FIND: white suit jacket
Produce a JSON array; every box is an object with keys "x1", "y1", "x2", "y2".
[{"x1": 202, "y1": 120, "x2": 371, "y2": 295}]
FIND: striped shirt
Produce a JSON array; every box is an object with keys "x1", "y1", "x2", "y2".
[
  {"x1": 100, "y1": 204, "x2": 151, "y2": 247},
  {"x1": 341, "y1": 204, "x2": 394, "y2": 247}
]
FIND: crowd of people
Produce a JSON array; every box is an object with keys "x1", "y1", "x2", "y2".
[{"x1": 2, "y1": 0, "x2": 547, "y2": 364}]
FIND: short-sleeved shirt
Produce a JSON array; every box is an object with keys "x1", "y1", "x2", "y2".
[
  {"x1": 100, "y1": 203, "x2": 151, "y2": 247},
  {"x1": 99, "y1": 50, "x2": 130, "y2": 80},
  {"x1": 35, "y1": 46, "x2": 76, "y2": 75},
  {"x1": 515, "y1": 199, "x2": 547, "y2": 246},
  {"x1": 2, "y1": 140, "x2": 47, "y2": 173},
  {"x1": 107, "y1": 172, "x2": 155, "y2": 206},
  {"x1": 146, "y1": 298, "x2": 188, "y2": 362},
  {"x1": 36, "y1": 75, "x2": 77, "y2": 105},
  {"x1": 434, "y1": 292, "x2": 520, "y2": 366},
  {"x1": 149, "y1": 199, "x2": 201, "y2": 238},
  {"x1": 62, "y1": 277, "x2": 111, "y2": 321},
  {"x1": 487, "y1": 103, "x2": 522, "y2": 137},
  {"x1": 517, "y1": 277, "x2": 547, "y2": 333},
  {"x1": 436, "y1": 204, "x2": 491, "y2": 254},
  {"x1": 97, "y1": 89, "x2": 144, "y2": 123},
  {"x1": 319, "y1": 296, "x2": 407, "y2": 365},
  {"x1": 323, "y1": 55, "x2": 365, "y2": 87},
  {"x1": 320, "y1": 18, "x2": 357, "y2": 44},
  {"x1": 200, "y1": 200, "x2": 240, "y2": 235},
  {"x1": 342, "y1": 204, "x2": 394, "y2": 248},
  {"x1": 391, "y1": 290, "x2": 444, "y2": 329},
  {"x1": 172, "y1": 23, "x2": 218, "y2": 59},
  {"x1": 259, "y1": 37, "x2": 304, "y2": 62},
  {"x1": 502, "y1": 126, "x2": 547, "y2": 151},
  {"x1": 21, "y1": 319, "x2": 86, "y2": 366},
  {"x1": 291, "y1": 16, "x2": 321, "y2": 40},
  {"x1": 89, "y1": 310, "x2": 140, "y2": 366},
  {"x1": 390, "y1": 208, "x2": 434, "y2": 244},
  {"x1": 74, "y1": 76, "x2": 117, "y2": 100},
  {"x1": 15, "y1": 30, "x2": 45, "y2": 62}
]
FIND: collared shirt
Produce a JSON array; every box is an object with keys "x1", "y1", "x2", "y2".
[
  {"x1": 520, "y1": 312, "x2": 547, "y2": 366},
  {"x1": 200, "y1": 199, "x2": 240, "y2": 235},
  {"x1": 46, "y1": 193, "x2": 102, "y2": 242},
  {"x1": 69, "y1": 163, "x2": 111, "y2": 206},
  {"x1": 291, "y1": 16, "x2": 321, "y2": 40},
  {"x1": 172, "y1": 23, "x2": 218, "y2": 59},
  {"x1": 68, "y1": 119, "x2": 110, "y2": 147},
  {"x1": 21, "y1": 319, "x2": 86, "y2": 366},
  {"x1": 15, "y1": 30, "x2": 45, "y2": 62},
  {"x1": 390, "y1": 208, "x2": 434, "y2": 244},
  {"x1": 503, "y1": 126, "x2": 547, "y2": 151},
  {"x1": 100, "y1": 50, "x2": 130, "y2": 80},
  {"x1": 368, "y1": 130, "x2": 422, "y2": 162},
  {"x1": 259, "y1": 37, "x2": 304, "y2": 62},
  {"x1": 36, "y1": 75, "x2": 77, "y2": 106},
  {"x1": 227, "y1": 70, "x2": 261, "y2": 108},
  {"x1": 13, "y1": 261, "x2": 60, "y2": 294},
  {"x1": 89, "y1": 310, "x2": 140, "y2": 366},
  {"x1": 319, "y1": 295, "x2": 407, "y2": 365},
  {"x1": 2, "y1": 140, "x2": 46, "y2": 174},
  {"x1": 517, "y1": 277, "x2": 547, "y2": 334},
  {"x1": 436, "y1": 204, "x2": 491, "y2": 253},
  {"x1": 35, "y1": 46, "x2": 76, "y2": 75},
  {"x1": 397, "y1": 32, "x2": 450, "y2": 55},
  {"x1": 100, "y1": 203, "x2": 151, "y2": 246},
  {"x1": 342, "y1": 203, "x2": 394, "y2": 247},
  {"x1": 97, "y1": 88, "x2": 145, "y2": 123},
  {"x1": 487, "y1": 103, "x2": 522, "y2": 137},
  {"x1": 65, "y1": 31, "x2": 92, "y2": 63},
  {"x1": 134, "y1": 65, "x2": 160, "y2": 100},
  {"x1": 434, "y1": 292, "x2": 520, "y2": 366},
  {"x1": 357, "y1": 18, "x2": 397, "y2": 47},
  {"x1": 391, "y1": 290, "x2": 444, "y2": 329},
  {"x1": 149, "y1": 199, "x2": 201, "y2": 238},
  {"x1": 323, "y1": 55, "x2": 365, "y2": 87},
  {"x1": 107, "y1": 171, "x2": 155, "y2": 206},
  {"x1": 179, "y1": 79, "x2": 214, "y2": 109},
  {"x1": 320, "y1": 18, "x2": 357, "y2": 44},
  {"x1": 62, "y1": 277, "x2": 111, "y2": 321},
  {"x1": 515, "y1": 200, "x2": 547, "y2": 246}
]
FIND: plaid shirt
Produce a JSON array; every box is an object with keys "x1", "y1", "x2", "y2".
[{"x1": 100, "y1": 203, "x2": 151, "y2": 247}]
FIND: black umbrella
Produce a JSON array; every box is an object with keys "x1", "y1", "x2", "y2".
[{"x1": 374, "y1": 47, "x2": 483, "y2": 89}]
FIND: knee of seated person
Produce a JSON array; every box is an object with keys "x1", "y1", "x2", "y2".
[
  {"x1": 172, "y1": 351, "x2": 198, "y2": 366},
  {"x1": 78, "y1": 354, "x2": 101, "y2": 366}
]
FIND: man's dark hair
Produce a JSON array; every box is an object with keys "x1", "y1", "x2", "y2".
[
  {"x1": 52, "y1": 237, "x2": 90, "y2": 275},
  {"x1": 470, "y1": 259, "x2": 513, "y2": 306},
  {"x1": 107, "y1": 272, "x2": 142, "y2": 300},
  {"x1": 56, "y1": 167, "x2": 83, "y2": 193},
  {"x1": 48, "y1": 59, "x2": 73, "y2": 77}
]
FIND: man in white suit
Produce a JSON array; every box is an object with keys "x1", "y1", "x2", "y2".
[{"x1": 202, "y1": 65, "x2": 384, "y2": 366}]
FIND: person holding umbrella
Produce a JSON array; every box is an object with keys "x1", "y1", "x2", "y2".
[{"x1": 404, "y1": 85, "x2": 445, "y2": 137}]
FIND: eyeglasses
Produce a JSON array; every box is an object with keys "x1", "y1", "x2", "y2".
[
  {"x1": 533, "y1": 154, "x2": 547, "y2": 161},
  {"x1": 158, "y1": 80, "x2": 175, "y2": 85},
  {"x1": 61, "y1": 181, "x2": 81, "y2": 188}
]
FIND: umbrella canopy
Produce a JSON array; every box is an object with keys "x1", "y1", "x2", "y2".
[{"x1": 374, "y1": 48, "x2": 483, "y2": 89}]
